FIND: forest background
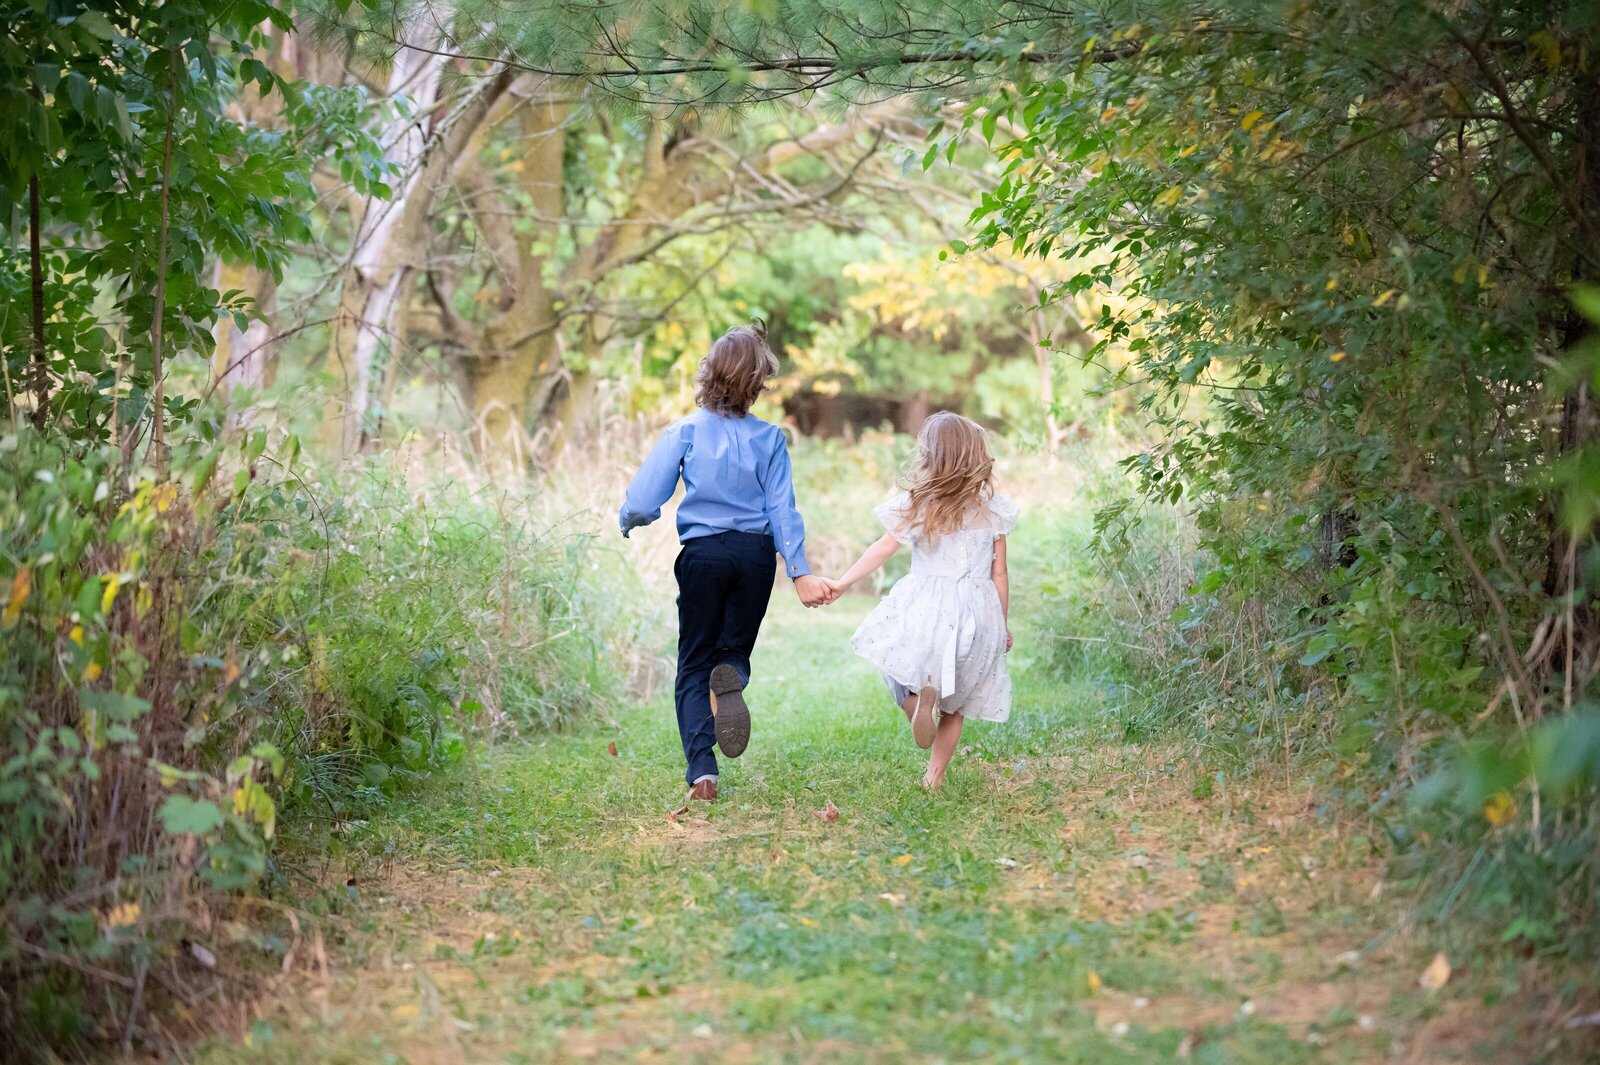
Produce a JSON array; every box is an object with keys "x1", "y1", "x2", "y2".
[{"x1": 2, "y1": 0, "x2": 1598, "y2": 1057}]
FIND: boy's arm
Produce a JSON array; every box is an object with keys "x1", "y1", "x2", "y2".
[
  {"x1": 619, "y1": 425, "x2": 688, "y2": 537},
  {"x1": 762, "y1": 434, "x2": 811, "y2": 580}
]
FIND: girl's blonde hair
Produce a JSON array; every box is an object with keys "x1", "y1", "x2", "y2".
[
  {"x1": 897, "y1": 412, "x2": 995, "y2": 542},
  {"x1": 695, "y1": 318, "x2": 778, "y2": 416}
]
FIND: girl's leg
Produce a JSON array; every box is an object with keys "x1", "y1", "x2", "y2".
[{"x1": 923, "y1": 712, "x2": 964, "y2": 789}]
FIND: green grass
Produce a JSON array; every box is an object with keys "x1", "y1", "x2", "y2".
[{"x1": 198, "y1": 594, "x2": 1576, "y2": 1065}]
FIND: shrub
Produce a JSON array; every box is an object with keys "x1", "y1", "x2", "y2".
[{"x1": 0, "y1": 428, "x2": 627, "y2": 1057}]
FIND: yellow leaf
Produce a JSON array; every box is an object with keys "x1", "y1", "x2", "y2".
[
  {"x1": 152, "y1": 483, "x2": 177, "y2": 513},
  {"x1": 1240, "y1": 110, "x2": 1265, "y2": 130},
  {"x1": 1329, "y1": 351, "x2": 1346, "y2": 362},
  {"x1": 1373, "y1": 288, "x2": 1399, "y2": 308},
  {"x1": 104, "y1": 902, "x2": 140, "y2": 929},
  {"x1": 1100, "y1": 106, "x2": 1120, "y2": 122},
  {"x1": 69, "y1": 625, "x2": 83, "y2": 645},
  {"x1": 1178, "y1": 143, "x2": 1200, "y2": 158},
  {"x1": 100, "y1": 573, "x2": 121, "y2": 615},
  {"x1": 1529, "y1": 29, "x2": 1562, "y2": 72},
  {"x1": 1325, "y1": 277, "x2": 1338, "y2": 291},
  {"x1": 1087, "y1": 971, "x2": 1102, "y2": 994},
  {"x1": 1154, "y1": 185, "x2": 1184, "y2": 208},
  {"x1": 1418, "y1": 952, "x2": 1451, "y2": 991},
  {"x1": 83, "y1": 662, "x2": 102, "y2": 682},
  {"x1": 893, "y1": 853, "x2": 914, "y2": 866},
  {"x1": 3, "y1": 568, "x2": 31, "y2": 630},
  {"x1": 1483, "y1": 791, "x2": 1516, "y2": 827},
  {"x1": 796, "y1": 916, "x2": 817, "y2": 927}
]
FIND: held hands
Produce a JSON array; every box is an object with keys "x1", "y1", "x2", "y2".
[{"x1": 794, "y1": 574, "x2": 843, "y2": 608}]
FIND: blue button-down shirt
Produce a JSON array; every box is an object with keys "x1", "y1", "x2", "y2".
[{"x1": 620, "y1": 409, "x2": 811, "y2": 579}]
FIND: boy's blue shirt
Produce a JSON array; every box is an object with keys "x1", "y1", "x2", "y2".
[{"x1": 620, "y1": 409, "x2": 811, "y2": 579}]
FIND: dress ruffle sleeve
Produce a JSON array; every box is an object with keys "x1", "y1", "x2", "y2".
[
  {"x1": 988, "y1": 494, "x2": 1020, "y2": 537},
  {"x1": 874, "y1": 493, "x2": 916, "y2": 543}
]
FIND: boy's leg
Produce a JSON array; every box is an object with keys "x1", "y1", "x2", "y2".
[
  {"x1": 675, "y1": 542, "x2": 735, "y2": 787},
  {"x1": 713, "y1": 541, "x2": 777, "y2": 696}
]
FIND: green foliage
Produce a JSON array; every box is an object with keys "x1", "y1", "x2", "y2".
[
  {"x1": 0, "y1": 428, "x2": 287, "y2": 1054},
  {"x1": 1, "y1": 0, "x2": 391, "y2": 439},
  {"x1": 0, "y1": 422, "x2": 630, "y2": 1056},
  {"x1": 955, "y1": 0, "x2": 1600, "y2": 962}
]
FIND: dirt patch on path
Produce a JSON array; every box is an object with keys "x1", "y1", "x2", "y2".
[{"x1": 994, "y1": 744, "x2": 1593, "y2": 1063}]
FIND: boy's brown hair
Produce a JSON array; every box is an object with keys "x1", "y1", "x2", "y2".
[{"x1": 695, "y1": 319, "x2": 778, "y2": 416}]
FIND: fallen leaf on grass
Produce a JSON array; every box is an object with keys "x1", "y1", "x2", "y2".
[
  {"x1": 1086, "y1": 971, "x2": 1102, "y2": 995},
  {"x1": 877, "y1": 893, "x2": 906, "y2": 906},
  {"x1": 183, "y1": 939, "x2": 217, "y2": 969},
  {"x1": 1418, "y1": 951, "x2": 1451, "y2": 991},
  {"x1": 666, "y1": 804, "x2": 691, "y2": 821},
  {"x1": 813, "y1": 800, "x2": 840, "y2": 823},
  {"x1": 893, "y1": 853, "x2": 913, "y2": 866},
  {"x1": 607, "y1": 742, "x2": 618, "y2": 757}
]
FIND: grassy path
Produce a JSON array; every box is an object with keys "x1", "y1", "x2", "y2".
[{"x1": 204, "y1": 596, "x2": 1558, "y2": 1064}]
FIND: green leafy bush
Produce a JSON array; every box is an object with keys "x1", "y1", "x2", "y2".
[{"x1": 0, "y1": 428, "x2": 628, "y2": 1056}]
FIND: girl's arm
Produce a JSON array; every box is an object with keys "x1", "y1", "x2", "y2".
[
  {"x1": 831, "y1": 533, "x2": 903, "y2": 592},
  {"x1": 992, "y1": 535, "x2": 1012, "y2": 650}
]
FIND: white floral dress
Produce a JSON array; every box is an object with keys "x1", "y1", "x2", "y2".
[{"x1": 849, "y1": 493, "x2": 1018, "y2": 722}]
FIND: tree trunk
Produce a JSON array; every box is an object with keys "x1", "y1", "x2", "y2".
[
  {"x1": 1543, "y1": 70, "x2": 1600, "y2": 602},
  {"x1": 27, "y1": 171, "x2": 47, "y2": 427},
  {"x1": 454, "y1": 97, "x2": 570, "y2": 476},
  {"x1": 322, "y1": 30, "x2": 448, "y2": 454}
]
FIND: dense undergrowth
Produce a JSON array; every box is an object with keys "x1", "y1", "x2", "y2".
[
  {"x1": 1019, "y1": 449, "x2": 1600, "y2": 974},
  {"x1": 0, "y1": 425, "x2": 634, "y2": 1058}
]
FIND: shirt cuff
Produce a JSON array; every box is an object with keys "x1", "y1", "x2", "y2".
[{"x1": 785, "y1": 552, "x2": 812, "y2": 579}]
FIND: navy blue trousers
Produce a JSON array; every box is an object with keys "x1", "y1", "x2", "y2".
[{"x1": 673, "y1": 531, "x2": 776, "y2": 785}]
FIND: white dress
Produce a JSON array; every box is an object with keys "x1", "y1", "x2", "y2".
[{"x1": 849, "y1": 493, "x2": 1018, "y2": 722}]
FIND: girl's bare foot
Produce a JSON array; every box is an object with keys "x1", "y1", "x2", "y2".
[{"x1": 921, "y1": 769, "x2": 945, "y2": 790}]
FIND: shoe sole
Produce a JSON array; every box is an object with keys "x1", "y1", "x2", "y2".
[
  {"x1": 912, "y1": 684, "x2": 938, "y2": 749},
  {"x1": 710, "y1": 664, "x2": 750, "y2": 758}
]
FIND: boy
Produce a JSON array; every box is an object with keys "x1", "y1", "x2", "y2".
[{"x1": 620, "y1": 321, "x2": 832, "y2": 801}]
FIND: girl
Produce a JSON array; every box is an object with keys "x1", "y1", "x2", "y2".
[{"x1": 825, "y1": 412, "x2": 1017, "y2": 789}]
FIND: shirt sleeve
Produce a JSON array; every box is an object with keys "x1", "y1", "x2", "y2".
[
  {"x1": 762, "y1": 431, "x2": 811, "y2": 578},
  {"x1": 619, "y1": 424, "x2": 689, "y2": 538}
]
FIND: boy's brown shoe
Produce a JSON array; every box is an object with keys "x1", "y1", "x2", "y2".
[
  {"x1": 709, "y1": 664, "x2": 751, "y2": 757},
  {"x1": 689, "y1": 779, "x2": 718, "y2": 802}
]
